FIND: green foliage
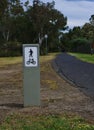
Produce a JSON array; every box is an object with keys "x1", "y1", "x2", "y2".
[
  {"x1": 0, "y1": 114, "x2": 94, "y2": 130},
  {"x1": 82, "y1": 23, "x2": 94, "y2": 41},
  {"x1": 0, "y1": 0, "x2": 67, "y2": 56},
  {"x1": 1, "y1": 2, "x2": 94, "y2": 56},
  {"x1": 62, "y1": 20, "x2": 94, "y2": 53},
  {"x1": 69, "y1": 38, "x2": 90, "y2": 53},
  {"x1": 89, "y1": 14, "x2": 94, "y2": 26},
  {"x1": 0, "y1": 41, "x2": 22, "y2": 57},
  {"x1": 0, "y1": 0, "x2": 7, "y2": 18}
]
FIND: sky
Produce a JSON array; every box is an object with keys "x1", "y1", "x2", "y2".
[{"x1": 22, "y1": 0, "x2": 94, "y2": 29}]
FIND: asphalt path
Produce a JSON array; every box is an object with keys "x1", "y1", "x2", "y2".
[{"x1": 53, "y1": 53, "x2": 94, "y2": 98}]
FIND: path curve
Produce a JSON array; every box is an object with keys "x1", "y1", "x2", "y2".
[{"x1": 53, "y1": 53, "x2": 94, "y2": 98}]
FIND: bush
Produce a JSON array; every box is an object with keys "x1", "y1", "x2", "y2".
[
  {"x1": 69, "y1": 38, "x2": 91, "y2": 53},
  {"x1": 0, "y1": 41, "x2": 22, "y2": 57}
]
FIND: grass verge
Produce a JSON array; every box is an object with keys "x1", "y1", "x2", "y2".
[
  {"x1": 69, "y1": 53, "x2": 94, "y2": 64},
  {"x1": 0, "y1": 57, "x2": 22, "y2": 67},
  {"x1": 0, "y1": 53, "x2": 58, "y2": 67},
  {"x1": 0, "y1": 113, "x2": 94, "y2": 130}
]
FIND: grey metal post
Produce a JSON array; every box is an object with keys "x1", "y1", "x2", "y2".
[{"x1": 23, "y1": 44, "x2": 40, "y2": 107}]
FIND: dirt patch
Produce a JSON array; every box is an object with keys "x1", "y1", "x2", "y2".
[{"x1": 0, "y1": 61, "x2": 94, "y2": 124}]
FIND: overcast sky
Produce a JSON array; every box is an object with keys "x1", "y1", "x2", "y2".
[{"x1": 22, "y1": 0, "x2": 94, "y2": 28}]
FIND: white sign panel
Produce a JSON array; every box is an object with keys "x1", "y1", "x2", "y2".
[{"x1": 24, "y1": 47, "x2": 38, "y2": 67}]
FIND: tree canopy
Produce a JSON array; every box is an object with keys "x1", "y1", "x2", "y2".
[
  {"x1": 61, "y1": 14, "x2": 94, "y2": 54},
  {"x1": 0, "y1": 0, "x2": 94, "y2": 56},
  {"x1": 0, "y1": 0, "x2": 67, "y2": 56}
]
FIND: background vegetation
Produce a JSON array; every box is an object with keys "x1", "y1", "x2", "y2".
[{"x1": 0, "y1": 0, "x2": 94, "y2": 56}]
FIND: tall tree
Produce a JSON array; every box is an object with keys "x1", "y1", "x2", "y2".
[
  {"x1": 0, "y1": 0, "x2": 7, "y2": 18},
  {"x1": 0, "y1": 0, "x2": 67, "y2": 56},
  {"x1": 25, "y1": 0, "x2": 67, "y2": 52},
  {"x1": 0, "y1": 0, "x2": 24, "y2": 41},
  {"x1": 89, "y1": 15, "x2": 94, "y2": 26}
]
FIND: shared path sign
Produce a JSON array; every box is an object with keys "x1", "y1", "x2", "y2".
[{"x1": 23, "y1": 44, "x2": 40, "y2": 107}]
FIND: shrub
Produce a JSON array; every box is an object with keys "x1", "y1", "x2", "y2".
[
  {"x1": 69, "y1": 38, "x2": 91, "y2": 53},
  {"x1": 0, "y1": 41, "x2": 22, "y2": 57}
]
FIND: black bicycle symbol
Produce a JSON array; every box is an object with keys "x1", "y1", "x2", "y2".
[{"x1": 26, "y1": 58, "x2": 36, "y2": 65}]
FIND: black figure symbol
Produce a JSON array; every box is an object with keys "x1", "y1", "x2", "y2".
[
  {"x1": 29, "y1": 49, "x2": 33, "y2": 57},
  {"x1": 26, "y1": 49, "x2": 36, "y2": 65}
]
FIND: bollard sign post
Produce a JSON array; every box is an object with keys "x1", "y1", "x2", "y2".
[{"x1": 23, "y1": 44, "x2": 40, "y2": 107}]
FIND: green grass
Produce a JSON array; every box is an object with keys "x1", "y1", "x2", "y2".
[
  {"x1": 69, "y1": 53, "x2": 94, "y2": 64},
  {"x1": 0, "y1": 113, "x2": 94, "y2": 130},
  {"x1": 0, "y1": 57, "x2": 22, "y2": 67},
  {"x1": 40, "y1": 53, "x2": 59, "y2": 63},
  {"x1": 0, "y1": 53, "x2": 58, "y2": 67}
]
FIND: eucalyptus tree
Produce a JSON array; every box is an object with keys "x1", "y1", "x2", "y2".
[
  {"x1": 82, "y1": 23, "x2": 94, "y2": 40},
  {"x1": 0, "y1": 0, "x2": 24, "y2": 42},
  {"x1": 0, "y1": 0, "x2": 8, "y2": 18},
  {"x1": 25, "y1": 0, "x2": 67, "y2": 53},
  {"x1": 89, "y1": 15, "x2": 94, "y2": 26},
  {"x1": 0, "y1": 0, "x2": 67, "y2": 55},
  {"x1": 0, "y1": 0, "x2": 25, "y2": 56}
]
